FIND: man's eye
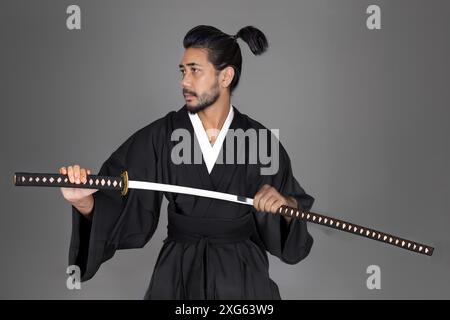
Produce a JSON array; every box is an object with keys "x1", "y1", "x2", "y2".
[{"x1": 192, "y1": 68, "x2": 199, "y2": 73}]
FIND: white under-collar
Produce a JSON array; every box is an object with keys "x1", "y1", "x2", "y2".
[{"x1": 188, "y1": 104, "x2": 234, "y2": 174}]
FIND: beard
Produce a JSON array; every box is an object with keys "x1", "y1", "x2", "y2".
[{"x1": 184, "y1": 81, "x2": 221, "y2": 114}]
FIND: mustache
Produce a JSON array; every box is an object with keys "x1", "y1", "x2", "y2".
[{"x1": 183, "y1": 89, "x2": 197, "y2": 97}]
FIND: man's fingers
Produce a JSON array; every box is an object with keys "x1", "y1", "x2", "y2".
[
  {"x1": 80, "y1": 168, "x2": 87, "y2": 184},
  {"x1": 259, "y1": 188, "x2": 277, "y2": 211},
  {"x1": 253, "y1": 184, "x2": 288, "y2": 214},
  {"x1": 262, "y1": 195, "x2": 277, "y2": 213},
  {"x1": 253, "y1": 189, "x2": 267, "y2": 211},
  {"x1": 60, "y1": 165, "x2": 91, "y2": 184},
  {"x1": 258, "y1": 192, "x2": 272, "y2": 212},
  {"x1": 67, "y1": 166, "x2": 74, "y2": 183},
  {"x1": 73, "y1": 165, "x2": 80, "y2": 184},
  {"x1": 270, "y1": 199, "x2": 284, "y2": 214},
  {"x1": 254, "y1": 185, "x2": 274, "y2": 211}
]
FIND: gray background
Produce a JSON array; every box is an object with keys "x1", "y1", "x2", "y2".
[{"x1": 1, "y1": 0, "x2": 449, "y2": 299}]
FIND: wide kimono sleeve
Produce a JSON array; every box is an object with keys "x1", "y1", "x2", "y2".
[
  {"x1": 252, "y1": 141, "x2": 315, "y2": 265},
  {"x1": 68, "y1": 127, "x2": 164, "y2": 282}
]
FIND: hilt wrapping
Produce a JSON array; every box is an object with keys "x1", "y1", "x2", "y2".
[
  {"x1": 278, "y1": 205, "x2": 434, "y2": 256},
  {"x1": 14, "y1": 171, "x2": 129, "y2": 196}
]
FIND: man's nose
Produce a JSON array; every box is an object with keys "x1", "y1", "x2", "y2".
[{"x1": 181, "y1": 71, "x2": 192, "y2": 88}]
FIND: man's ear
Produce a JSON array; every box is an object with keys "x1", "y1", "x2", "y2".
[{"x1": 220, "y1": 66, "x2": 235, "y2": 88}]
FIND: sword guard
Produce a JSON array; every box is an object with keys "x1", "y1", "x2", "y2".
[{"x1": 120, "y1": 171, "x2": 129, "y2": 196}]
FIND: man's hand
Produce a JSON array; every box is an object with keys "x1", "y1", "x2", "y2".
[
  {"x1": 253, "y1": 184, "x2": 297, "y2": 223},
  {"x1": 59, "y1": 165, "x2": 97, "y2": 218}
]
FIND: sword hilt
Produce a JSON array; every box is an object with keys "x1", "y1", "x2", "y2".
[
  {"x1": 13, "y1": 171, "x2": 130, "y2": 196},
  {"x1": 278, "y1": 205, "x2": 434, "y2": 256}
]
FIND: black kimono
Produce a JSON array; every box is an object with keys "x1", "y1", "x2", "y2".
[{"x1": 69, "y1": 105, "x2": 314, "y2": 299}]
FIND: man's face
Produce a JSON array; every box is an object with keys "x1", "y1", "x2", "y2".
[{"x1": 179, "y1": 47, "x2": 221, "y2": 114}]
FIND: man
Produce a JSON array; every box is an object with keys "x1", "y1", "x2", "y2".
[{"x1": 60, "y1": 25, "x2": 314, "y2": 299}]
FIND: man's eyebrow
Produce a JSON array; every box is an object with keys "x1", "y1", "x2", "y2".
[{"x1": 178, "y1": 63, "x2": 202, "y2": 68}]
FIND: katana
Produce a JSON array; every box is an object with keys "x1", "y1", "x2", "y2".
[{"x1": 13, "y1": 171, "x2": 434, "y2": 256}]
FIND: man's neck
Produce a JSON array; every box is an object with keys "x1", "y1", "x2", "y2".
[{"x1": 197, "y1": 97, "x2": 231, "y2": 131}]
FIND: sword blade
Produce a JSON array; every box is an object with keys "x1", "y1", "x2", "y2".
[{"x1": 128, "y1": 180, "x2": 254, "y2": 205}]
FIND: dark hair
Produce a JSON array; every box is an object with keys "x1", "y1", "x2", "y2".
[{"x1": 183, "y1": 25, "x2": 268, "y2": 93}]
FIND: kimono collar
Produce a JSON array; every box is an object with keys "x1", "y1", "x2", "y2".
[{"x1": 188, "y1": 104, "x2": 234, "y2": 174}]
